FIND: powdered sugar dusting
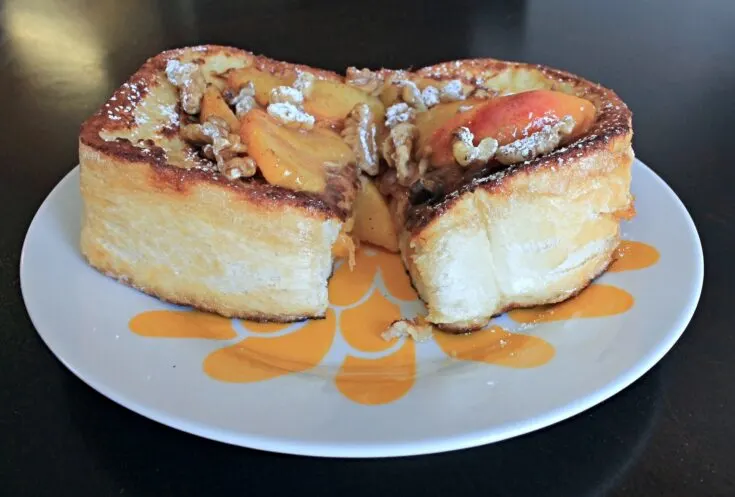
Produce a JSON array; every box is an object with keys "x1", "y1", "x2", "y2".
[
  {"x1": 385, "y1": 102, "x2": 415, "y2": 128},
  {"x1": 440, "y1": 79, "x2": 465, "y2": 102},
  {"x1": 267, "y1": 102, "x2": 315, "y2": 129},
  {"x1": 421, "y1": 85, "x2": 440, "y2": 107}
]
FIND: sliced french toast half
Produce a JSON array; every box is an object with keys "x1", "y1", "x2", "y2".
[
  {"x1": 79, "y1": 45, "x2": 376, "y2": 320},
  {"x1": 350, "y1": 60, "x2": 634, "y2": 331}
]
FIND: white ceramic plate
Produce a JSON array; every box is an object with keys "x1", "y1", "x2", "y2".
[{"x1": 20, "y1": 159, "x2": 703, "y2": 457}]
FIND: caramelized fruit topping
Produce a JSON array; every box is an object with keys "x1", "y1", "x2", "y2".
[
  {"x1": 352, "y1": 177, "x2": 399, "y2": 253},
  {"x1": 240, "y1": 109, "x2": 355, "y2": 193},
  {"x1": 423, "y1": 90, "x2": 596, "y2": 166}
]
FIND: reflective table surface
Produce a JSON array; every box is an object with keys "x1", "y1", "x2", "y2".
[{"x1": 1, "y1": 1, "x2": 733, "y2": 495}]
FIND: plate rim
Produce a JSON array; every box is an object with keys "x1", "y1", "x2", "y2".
[{"x1": 20, "y1": 159, "x2": 704, "y2": 458}]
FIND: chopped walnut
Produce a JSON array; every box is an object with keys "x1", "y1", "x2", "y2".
[
  {"x1": 472, "y1": 88, "x2": 494, "y2": 99},
  {"x1": 382, "y1": 122, "x2": 419, "y2": 186},
  {"x1": 228, "y1": 82, "x2": 257, "y2": 117},
  {"x1": 345, "y1": 67, "x2": 384, "y2": 96},
  {"x1": 451, "y1": 127, "x2": 498, "y2": 167},
  {"x1": 421, "y1": 85, "x2": 440, "y2": 108},
  {"x1": 440, "y1": 79, "x2": 466, "y2": 103},
  {"x1": 270, "y1": 86, "x2": 304, "y2": 105},
  {"x1": 399, "y1": 80, "x2": 427, "y2": 112},
  {"x1": 267, "y1": 102, "x2": 315, "y2": 130},
  {"x1": 180, "y1": 117, "x2": 255, "y2": 179},
  {"x1": 222, "y1": 156, "x2": 257, "y2": 179},
  {"x1": 342, "y1": 103, "x2": 379, "y2": 176},
  {"x1": 266, "y1": 83, "x2": 314, "y2": 129},
  {"x1": 385, "y1": 102, "x2": 416, "y2": 128},
  {"x1": 165, "y1": 60, "x2": 206, "y2": 115},
  {"x1": 495, "y1": 115, "x2": 576, "y2": 165},
  {"x1": 381, "y1": 318, "x2": 434, "y2": 343},
  {"x1": 201, "y1": 144, "x2": 216, "y2": 161},
  {"x1": 226, "y1": 133, "x2": 248, "y2": 154},
  {"x1": 292, "y1": 70, "x2": 316, "y2": 98}
]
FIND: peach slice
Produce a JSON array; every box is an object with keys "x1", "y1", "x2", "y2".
[
  {"x1": 200, "y1": 85, "x2": 240, "y2": 131},
  {"x1": 226, "y1": 67, "x2": 295, "y2": 106},
  {"x1": 305, "y1": 80, "x2": 385, "y2": 126},
  {"x1": 415, "y1": 99, "x2": 484, "y2": 156},
  {"x1": 240, "y1": 109, "x2": 354, "y2": 193},
  {"x1": 426, "y1": 90, "x2": 596, "y2": 166},
  {"x1": 351, "y1": 177, "x2": 399, "y2": 252}
]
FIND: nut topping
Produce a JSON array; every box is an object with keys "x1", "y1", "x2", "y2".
[
  {"x1": 382, "y1": 122, "x2": 419, "y2": 186},
  {"x1": 181, "y1": 116, "x2": 256, "y2": 179},
  {"x1": 381, "y1": 318, "x2": 434, "y2": 343},
  {"x1": 451, "y1": 127, "x2": 498, "y2": 167},
  {"x1": 165, "y1": 60, "x2": 206, "y2": 115},
  {"x1": 266, "y1": 102, "x2": 315, "y2": 129},
  {"x1": 471, "y1": 88, "x2": 494, "y2": 99},
  {"x1": 421, "y1": 85, "x2": 440, "y2": 108},
  {"x1": 345, "y1": 67, "x2": 384, "y2": 96},
  {"x1": 385, "y1": 102, "x2": 416, "y2": 128},
  {"x1": 495, "y1": 115, "x2": 575, "y2": 165},
  {"x1": 292, "y1": 70, "x2": 316, "y2": 98},
  {"x1": 399, "y1": 80, "x2": 427, "y2": 112},
  {"x1": 227, "y1": 82, "x2": 257, "y2": 117},
  {"x1": 221, "y1": 156, "x2": 257, "y2": 179},
  {"x1": 439, "y1": 79, "x2": 466, "y2": 103},
  {"x1": 269, "y1": 86, "x2": 304, "y2": 105},
  {"x1": 266, "y1": 82, "x2": 315, "y2": 129},
  {"x1": 342, "y1": 103, "x2": 379, "y2": 175}
]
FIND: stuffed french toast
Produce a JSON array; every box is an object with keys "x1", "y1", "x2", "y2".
[{"x1": 79, "y1": 45, "x2": 633, "y2": 330}]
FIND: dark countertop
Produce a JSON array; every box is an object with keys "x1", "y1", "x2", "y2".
[{"x1": 1, "y1": 1, "x2": 733, "y2": 495}]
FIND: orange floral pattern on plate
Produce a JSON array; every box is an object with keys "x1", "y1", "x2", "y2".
[
  {"x1": 204, "y1": 310, "x2": 336, "y2": 382},
  {"x1": 335, "y1": 340, "x2": 416, "y2": 405},
  {"x1": 128, "y1": 241, "x2": 658, "y2": 406},
  {"x1": 434, "y1": 325, "x2": 555, "y2": 368},
  {"x1": 508, "y1": 284, "x2": 634, "y2": 324}
]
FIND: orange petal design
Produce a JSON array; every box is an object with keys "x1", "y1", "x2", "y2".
[
  {"x1": 335, "y1": 339, "x2": 416, "y2": 405},
  {"x1": 434, "y1": 325, "x2": 555, "y2": 368},
  {"x1": 509, "y1": 284, "x2": 634, "y2": 324},
  {"x1": 340, "y1": 290, "x2": 401, "y2": 352},
  {"x1": 373, "y1": 250, "x2": 418, "y2": 301},
  {"x1": 203, "y1": 309, "x2": 336, "y2": 382},
  {"x1": 129, "y1": 311, "x2": 237, "y2": 340},
  {"x1": 608, "y1": 241, "x2": 660, "y2": 272},
  {"x1": 241, "y1": 321, "x2": 291, "y2": 333},
  {"x1": 328, "y1": 249, "x2": 378, "y2": 306}
]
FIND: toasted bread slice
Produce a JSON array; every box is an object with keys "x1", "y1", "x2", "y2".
[
  {"x1": 79, "y1": 46, "x2": 358, "y2": 320},
  {"x1": 385, "y1": 60, "x2": 634, "y2": 331}
]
